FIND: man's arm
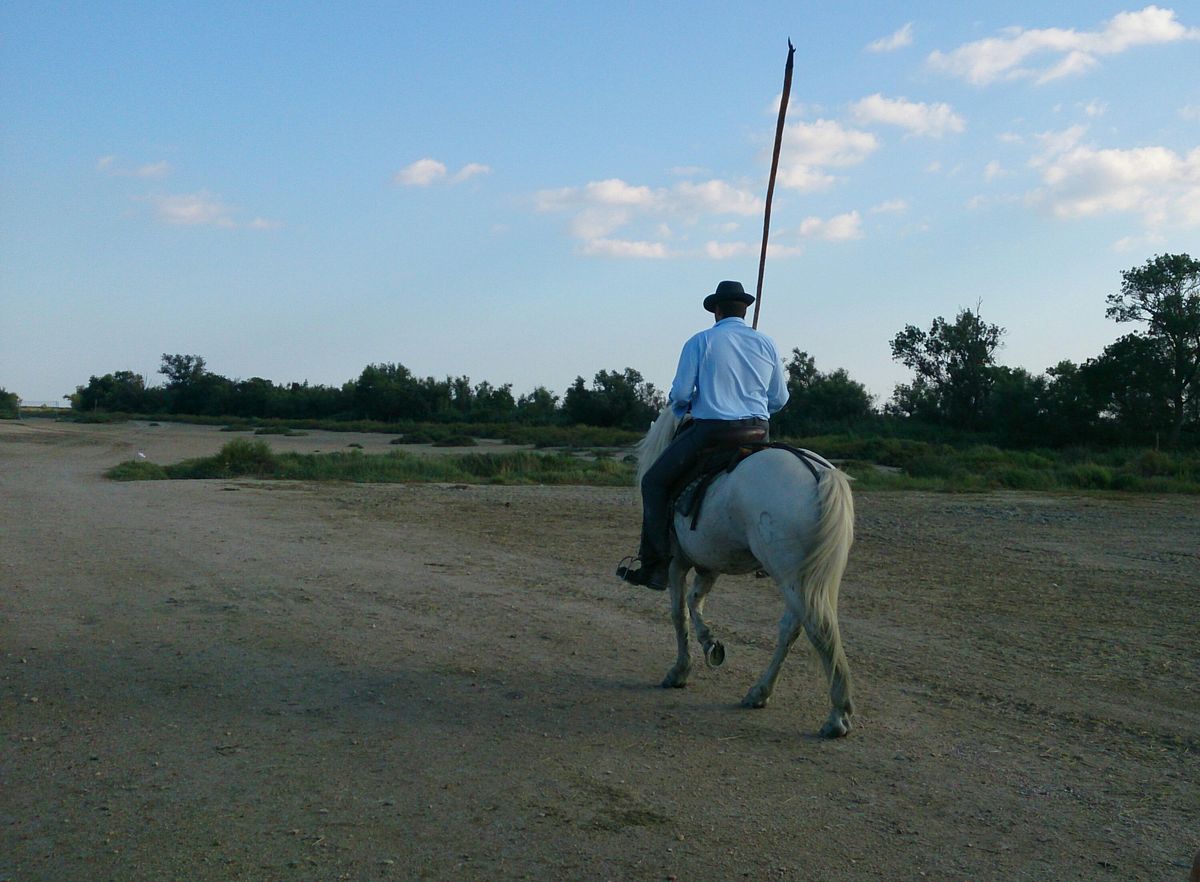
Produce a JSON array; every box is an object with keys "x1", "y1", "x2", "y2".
[
  {"x1": 668, "y1": 334, "x2": 702, "y2": 418},
  {"x1": 766, "y1": 346, "x2": 790, "y2": 414}
]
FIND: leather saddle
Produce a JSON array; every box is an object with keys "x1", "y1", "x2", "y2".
[{"x1": 671, "y1": 430, "x2": 830, "y2": 531}]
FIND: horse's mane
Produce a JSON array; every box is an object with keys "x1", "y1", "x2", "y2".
[{"x1": 634, "y1": 406, "x2": 680, "y2": 505}]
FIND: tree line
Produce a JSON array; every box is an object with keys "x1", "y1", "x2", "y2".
[{"x1": 63, "y1": 253, "x2": 1199, "y2": 448}]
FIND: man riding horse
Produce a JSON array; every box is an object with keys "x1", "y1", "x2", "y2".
[{"x1": 617, "y1": 280, "x2": 790, "y2": 591}]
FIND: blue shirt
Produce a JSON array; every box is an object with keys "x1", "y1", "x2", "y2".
[{"x1": 669, "y1": 317, "x2": 789, "y2": 420}]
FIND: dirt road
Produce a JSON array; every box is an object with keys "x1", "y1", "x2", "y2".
[{"x1": 2, "y1": 418, "x2": 1197, "y2": 881}]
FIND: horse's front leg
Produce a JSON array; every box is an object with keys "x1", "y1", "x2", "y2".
[
  {"x1": 660, "y1": 558, "x2": 692, "y2": 688},
  {"x1": 688, "y1": 570, "x2": 725, "y2": 667}
]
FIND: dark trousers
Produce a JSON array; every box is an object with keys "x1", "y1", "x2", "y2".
[{"x1": 638, "y1": 417, "x2": 769, "y2": 563}]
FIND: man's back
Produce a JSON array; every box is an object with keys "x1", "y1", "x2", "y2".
[{"x1": 670, "y1": 317, "x2": 788, "y2": 421}]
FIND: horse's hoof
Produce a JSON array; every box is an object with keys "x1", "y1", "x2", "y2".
[
  {"x1": 704, "y1": 641, "x2": 725, "y2": 668},
  {"x1": 661, "y1": 668, "x2": 689, "y2": 689},
  {"x1": 818, "y1": 714, "x2": 851, "y2": 738},
  {"x1": 740, "y1": 687, "x2": 769, "y2": 709}
]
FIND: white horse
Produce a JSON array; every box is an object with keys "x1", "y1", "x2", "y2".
[{"x1": 635, "y1": 407, "x2": 856, "y2": 738}]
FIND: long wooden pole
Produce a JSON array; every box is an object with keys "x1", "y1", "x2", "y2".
[{"x1": 752, "y1": 39, "x2": 795, "y2": 330}]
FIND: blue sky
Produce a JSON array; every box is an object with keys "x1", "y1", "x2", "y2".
[{"x1": 3, "y1": 2, "x2": 1199, "y2": 407}]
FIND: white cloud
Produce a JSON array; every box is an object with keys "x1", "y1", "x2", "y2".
[
  {"x1": 849, "y1": 94, "x2": 965, "y2": 137},
  {"x1": 581, "y1": 238, "x2": 670, "y2": 258},
  {"x1": 395, "y1": 158, "x2": 446, "y2": 186},
  {"x1": 148, "y1": 192, "x2": 237, "y2": 227},
  {"x1": 97, "y1": 155, "x2": 171, "y2": 178},
  {"x1": 777, "y1": 119, "x2": 879, "y2": 190},
  {"x1": 867, "y1": 23, "x2": 914, "y2": 53},
  {"x1": 247, "y1": 217, "x2": 283, "y2": 231},
  {"x1": 870, "y1": 199, "x2": 908, "y2": 214},
  {"x1": 1113, "y1": 231, "x2": 1167, "y2": 252},
  {"x1": 928, "y1": 6, "x2": 1200, "y2": 85},
  {"x1": 534, "y1": 176, "x2": 762, "y2": 257},
  {"x1": 132, "y1": 161, "x2": 171, "y2": 179},
  {"x1": 569, "y1": 206, "x2": 633, "y2": 240},
  {"x1": 704, "y1": 240, "x2": 754, "y2": 259},
  {"x1": 141, "y1": 192, "x2": 279, "y2": 230},
  {"x1": 1029, "y1": 139, "x2": 1200, "y2": 227},
  {"x1": 584, "y1": 178, "x2": 659, "y2": 207},
  {"x1": 1032, "y1": 124, "x2": 1089, "y2": 163},
  {"x1": 798, "y1": 211, "x2": 863, "y2": 240},
  {"x1": 451, "y1": 162, "x2": 491, "y2": 183},
  {"x1": 702, "y1": 240, "x2": 804, "y2": 260},
  {"x1": 673, "y1": 179, "x2": 761, "y2": 215},
  {"x1": 1180, "y1": 104, "x2": 1200, "y2": 121},
  {"x1": 396, "y1": 158, "x2": 492, "y2": 187},
  {"x1": 984, "y1": 160, "x2": 1008, "y2": 180}
]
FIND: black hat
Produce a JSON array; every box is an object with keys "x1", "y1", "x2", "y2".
[{"x1": 703, "y1": 280, "x2": 756, "y2": 313}]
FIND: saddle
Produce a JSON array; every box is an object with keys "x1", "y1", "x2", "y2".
[{"x1": 672, "y1": 435, "x2": 832, "y2": 531}]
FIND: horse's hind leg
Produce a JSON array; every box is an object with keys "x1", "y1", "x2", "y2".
[
  {"x1": 687, "y1": 570, "x2": 724, "y2": 667},
  {"x1": 661, "y1": 559, "x2": 692, "y2": 688},
  {"x1": 741, "y1": 603, "x2": 803, "y2": 709},
  {"x1": 804, "y1": 612, "x2": 854, "y2": 738}
]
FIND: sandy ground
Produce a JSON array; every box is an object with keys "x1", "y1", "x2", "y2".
[{"x1": 2, "y1": 417, "x2": 1197, "y2": 882}]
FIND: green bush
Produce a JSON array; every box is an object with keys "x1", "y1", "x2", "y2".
[
  {"x1": 1058, "y1": 463, "x2": 1115, "y2": 490},
  {"x1": 0, "y1": 388, "x2": 19, "y2": 419},
  {"x1": 106, "y1": 460, "x2": 169, "y2": 480},
  {"x1": 993, "y1": 466, "x2": 1056, "y2": 490},
  {"x1": 433, "y1": 435, "x2": 478, "y2": 447},
  {"x1": 165, "y1": 439, "x2": 280, "y2": 479}
]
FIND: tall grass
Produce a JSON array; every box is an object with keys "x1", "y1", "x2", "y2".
[
  {"x1": 104, "y1": 436, "x2": 1200, "y2": 493},
  {"x1": 107, "y1": 439, "x2": 635, "y2": 486},
  {"x1": 826, "y1": 440, "x2": 1200, "y2": 493}
]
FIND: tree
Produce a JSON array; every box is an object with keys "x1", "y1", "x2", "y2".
[
  {"x1": 562, "y1": 368, "x2": 663, "y2": 429},
  {"x1": 984, "y1": 366, "x2": 1046, "y2": 447},
  {"x1": 351, "y1": 363, "x2": 429, "y2": 421},
  {"x1": 1041, "y1": 360, "x2": 1102, "y2": 445},
  {"x1": 471, "y1": 381, "x2": 517, "y2": 422},
  {"x1": 72, "y1": 371, "x2": 151, "y2": 413},
  {"x1": 516, "y1": 386, "x2": 559, "y2": 423},
  {"x1": 0, "y1": 387, "x2": 19, "y2": 419},
  {"x1": 889, "y1": 306, "x2": 1005, "y2": 430},
  {"x1": 1105, "y1": 253, "x2": 1200, "y2": 446},
  {"x1": 158, "y1": 354, "x2": 217, "y2": 414},
  {"x1": 774, "y1": 349, "x2": 874, "y2": 435},
  {"x1": 1082, "y1": 334, "x2": 1174, "y2": 442},
  {"x1": 159, "y1": 354, "x2": 206, "y2": 387}
]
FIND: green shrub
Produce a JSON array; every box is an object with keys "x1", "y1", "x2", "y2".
[
  {"x1": 906, "y1": 454, "x2": 968, "y2": 480},
  {"x1": 993, "y1": 466, "x2": 1056, "y2": 491},
  {"x1": 166, "y1": 439, "x2": 279, "y2": 479},
  {"x1": 1130, "y1": 449, "x2": 1177, "y2": 478},
  {"x1": 0, "y1": 388, "x2": 20, "y2": 419},
  {"x1": 106, "y1": 460, "x2": 169, "y2": 480},
  {"x1": 1058, "y1": 463, "x2": 1115, "y2": 490},
  {"x1": 433, "y1": 435, "x2": 478, "y2": 447}
]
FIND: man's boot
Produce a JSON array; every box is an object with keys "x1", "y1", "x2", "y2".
[{"x1": 615, "y1": 556, "x2": 669, "y2": 591}]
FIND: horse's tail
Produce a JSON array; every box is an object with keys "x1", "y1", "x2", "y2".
[
  {"x1": 634, "y1": 406, "x2": 680, "y2": 507},
  {"x1": 798, "y1": 467, "x2": 855, "y2": 700}
]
